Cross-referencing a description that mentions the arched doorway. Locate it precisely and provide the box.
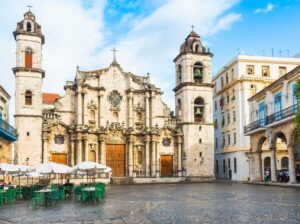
[281,157,289,169]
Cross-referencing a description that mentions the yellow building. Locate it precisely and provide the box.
[0,85,17,163]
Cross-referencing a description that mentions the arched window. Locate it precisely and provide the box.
[25,48,33,69]
[178,65,182,82]
[194,97,204,122]
[26,22,32,32]
[136,112,142,122]
[193,62,203,83]
[25,90,32,105]
[193,43,199,52]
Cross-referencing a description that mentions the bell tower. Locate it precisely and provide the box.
[13,10,45,165]
[173,30,215,179]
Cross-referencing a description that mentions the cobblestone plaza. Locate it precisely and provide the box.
[0,183,300,224]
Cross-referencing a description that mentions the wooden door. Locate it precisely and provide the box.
[106,144,125,177]
[160,155,173,177]
[51,153,67,165]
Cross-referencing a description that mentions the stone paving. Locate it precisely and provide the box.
[1,183,300,224]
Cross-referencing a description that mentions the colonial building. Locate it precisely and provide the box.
[13,11,214,181]
[213,55,300,181]
[245,65,300,183]
[0,85,17,163]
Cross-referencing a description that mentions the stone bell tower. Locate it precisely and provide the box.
[13,10,45,165]
[173,30,215,180]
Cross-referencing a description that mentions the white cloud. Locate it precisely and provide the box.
[96,0,241,109]
[254,3,275,14]
[0,0,241,121]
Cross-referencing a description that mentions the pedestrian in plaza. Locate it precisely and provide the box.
[265,169,270,181]
[278,170,283,182]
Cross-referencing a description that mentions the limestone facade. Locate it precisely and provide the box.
[245,65,300,183]
[213,55,300,181]
[13,11,215,180]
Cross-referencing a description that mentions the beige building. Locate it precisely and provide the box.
[245,65,300,183]
[13,11,214,182]
[0,86,17,163]
[213,55,300,181]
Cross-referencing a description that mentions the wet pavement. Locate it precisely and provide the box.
[1,182,300,224]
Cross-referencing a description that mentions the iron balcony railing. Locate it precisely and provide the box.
[244,103,299,134]
[244,119,265,134]
[0,117,18,141]
[265,103,298,125]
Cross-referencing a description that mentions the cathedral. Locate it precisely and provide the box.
[13,10,214,181]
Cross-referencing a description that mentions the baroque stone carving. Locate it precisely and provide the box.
[54,134,65,145]
[87,100,97,110]
[108,90,122,109]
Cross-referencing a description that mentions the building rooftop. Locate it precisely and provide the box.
[42,93,60,104]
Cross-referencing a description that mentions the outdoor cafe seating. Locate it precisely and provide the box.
[0,162,111,208]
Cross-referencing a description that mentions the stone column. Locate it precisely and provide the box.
[145,92,150,128]
[145,136,150,176]
[251,151,262,182]
[85,138,89,162]
[156,141,160,177]
[128,135,134,176]
[150,92,155,127]
[177,136,182,177]
[151,137,156,177]
[288,144,296,183]
[70,138,75,166]
[270,148,277,182]
[77,138,82,163]
[98,91,104,127]
[42,133,49,163]
[128,92,134,128]
[82,92,88,125]
[100,139,106,165]
[77,90,82,125]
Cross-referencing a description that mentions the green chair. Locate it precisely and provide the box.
[0,192,4,207]
[4,189,16,205]
[15,187,22,200]
[94,188,105,203]
[48,190,60,206]
[32,192,45,207]
[73,187,82,202]
[59,187,65,200]
[81,191,89,203]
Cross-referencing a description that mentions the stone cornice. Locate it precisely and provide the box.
[12,67,45,78]
[13,30,45,44]
[174,51,213,62]
[173,82,213,92]
[248,65,300,101]
[14,114,42,118]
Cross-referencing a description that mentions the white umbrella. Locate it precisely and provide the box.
[71,161,107,173]
[0,163,19,173]
[35,162,71,174]
[25,171,44,178]
[16,165,33,173]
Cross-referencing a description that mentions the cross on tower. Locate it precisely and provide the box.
[111,47,118,62]
[27,5,33,11]
[191,25,195,32]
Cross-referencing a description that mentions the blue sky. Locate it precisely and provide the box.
[0,0,300,116]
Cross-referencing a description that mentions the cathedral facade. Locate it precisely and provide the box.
[13,11,214,181]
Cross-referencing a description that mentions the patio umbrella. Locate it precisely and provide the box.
[25,171,45,185]
[0,163,19,184]
[71,161,107,182]
[34,162,72,185]
[15,165,33,186]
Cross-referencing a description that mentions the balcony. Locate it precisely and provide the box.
[244,119,266,134]
[265,104,298,125]
[0,118,17,142]
[244,104,298,134]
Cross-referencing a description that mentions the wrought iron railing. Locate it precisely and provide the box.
[244,104,299,134]
[265,104,298,125]
[0,117,17,138]
[244,119,265,133]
